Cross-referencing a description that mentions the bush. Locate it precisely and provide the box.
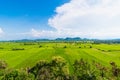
[2,69,34,80]
[110,62,120,77]
[0,60,7,70]
[12,48,24,51]
[73,59,96,80]
[0,47,4,49]
[29,56,69,80]
[90,46,92,48]
[63,46,67,48]
[39,45,42,48]
[79,47,81,48]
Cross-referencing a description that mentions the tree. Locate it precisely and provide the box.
[28,56,69,80]
[2,69,34,80]
[73,59,96,80]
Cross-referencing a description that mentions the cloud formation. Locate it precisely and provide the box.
[0,28,4,37]
[30,28,78,39]
[48,0,120,39]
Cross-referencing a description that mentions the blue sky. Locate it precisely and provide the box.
[0,0,69,40]
[1,0,120,40]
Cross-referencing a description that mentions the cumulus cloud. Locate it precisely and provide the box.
[48,0,120,39]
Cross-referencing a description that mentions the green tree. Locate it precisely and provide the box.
[29,56,69,80]
[73,59,96,80]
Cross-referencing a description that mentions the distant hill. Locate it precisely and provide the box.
[2,37,120,43]
[56,37,82,41]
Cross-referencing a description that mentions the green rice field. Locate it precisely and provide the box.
[0,42,120,72]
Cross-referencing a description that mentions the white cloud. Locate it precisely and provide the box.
[48,0,120,39]
[30,28,78,38]
[0,28,4,37]
[31,28,55,38]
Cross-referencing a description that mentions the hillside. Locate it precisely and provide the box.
[0,42,120,71]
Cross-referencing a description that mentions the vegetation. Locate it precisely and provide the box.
[0,57,120,80]
[0,42,120,79]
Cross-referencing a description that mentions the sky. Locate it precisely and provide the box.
[0,0,120,40]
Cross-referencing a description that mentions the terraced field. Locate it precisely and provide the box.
[0,42,120,73]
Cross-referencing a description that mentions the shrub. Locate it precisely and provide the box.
[90,46,92,48]
[79,47,81,48]
[0,47,4,49]
[0,60,7,70]
[39,45,42,48]
[73,59,96,80]
[12,48,24,51]
[110,62,120,77]
[63,46,67,48]
[29,56,69,80]
[2,69,34,80]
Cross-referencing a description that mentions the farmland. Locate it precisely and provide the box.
[0,42,120,79]
[0,42,120,70]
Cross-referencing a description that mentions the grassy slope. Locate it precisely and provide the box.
[0,42,120,72]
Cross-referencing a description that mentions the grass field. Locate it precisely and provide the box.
[0,42,120,73]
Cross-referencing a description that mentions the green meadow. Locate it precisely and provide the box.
[0,42,120,72]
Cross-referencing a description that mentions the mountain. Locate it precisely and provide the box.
[2,37,120,43]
